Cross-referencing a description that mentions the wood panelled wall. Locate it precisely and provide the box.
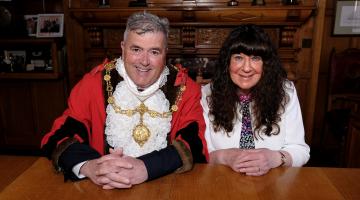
[62,0,326,146]
[312,0,360,148]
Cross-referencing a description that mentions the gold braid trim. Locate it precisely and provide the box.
[172,140,193,173]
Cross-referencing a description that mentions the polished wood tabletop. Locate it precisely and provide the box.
[1,157,360,200]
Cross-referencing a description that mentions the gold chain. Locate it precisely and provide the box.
[104,61,186,147]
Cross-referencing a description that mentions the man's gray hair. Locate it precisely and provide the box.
[124,12,169,45]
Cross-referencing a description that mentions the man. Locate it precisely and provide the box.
[41,12,208,189]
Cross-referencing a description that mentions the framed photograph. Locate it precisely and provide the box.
[24,15,38,36]
[333,1,360,35]
[4,50,26,72]
[36,13,64,37]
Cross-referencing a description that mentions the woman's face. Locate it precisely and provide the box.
[229,53,263,94]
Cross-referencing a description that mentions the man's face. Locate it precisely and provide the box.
[121,30,167,89]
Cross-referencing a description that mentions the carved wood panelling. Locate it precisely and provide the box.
[83,24,299,80]
[182,26,196,47]
[168,28,182,46]
[196,28,231,47]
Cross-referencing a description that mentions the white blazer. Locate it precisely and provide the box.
[201,82,310,167]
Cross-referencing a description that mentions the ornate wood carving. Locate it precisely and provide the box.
[168,28,182,46]
[197,28,231,47]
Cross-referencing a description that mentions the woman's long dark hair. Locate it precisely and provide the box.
[209,24,288,138]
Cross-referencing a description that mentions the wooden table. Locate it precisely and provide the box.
[1,157,360,200]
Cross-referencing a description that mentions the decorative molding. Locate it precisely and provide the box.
[197,28,231,47]
[68,6,316,26]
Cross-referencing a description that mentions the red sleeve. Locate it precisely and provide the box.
[41,64,105,149]
[170,70,209,162]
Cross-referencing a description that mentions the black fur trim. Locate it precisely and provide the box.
[160,65,179,108]
[42,117,89,159]
[176,122,207,163]
[172,140,193,173]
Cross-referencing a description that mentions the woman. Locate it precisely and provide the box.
[201,24,310,176]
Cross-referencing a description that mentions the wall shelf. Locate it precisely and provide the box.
[0,38,64,79]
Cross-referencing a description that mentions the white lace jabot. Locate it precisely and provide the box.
[105,58,171,157]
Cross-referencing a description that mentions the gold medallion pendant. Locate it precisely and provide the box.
[132,123,150,147]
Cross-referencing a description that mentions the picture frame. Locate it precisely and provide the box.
[333,1,360,36]
[4,50,26,72]
[36,13,64,37]
[24,15,38,36]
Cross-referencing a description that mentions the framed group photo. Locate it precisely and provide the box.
[333,1,360,35]
[36,14,64,37]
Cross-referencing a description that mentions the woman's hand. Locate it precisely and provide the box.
[209,148,287,176]
[235,148,282,176]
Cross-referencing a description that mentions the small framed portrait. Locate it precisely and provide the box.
[333,1,360,36]
[24,15,38,36]
[36,13,64,37]
[4,50,26,72]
